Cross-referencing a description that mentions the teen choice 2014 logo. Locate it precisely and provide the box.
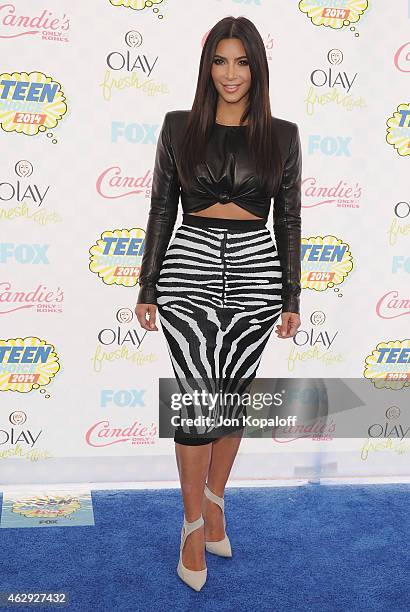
[386,103,410,157]
[364,339,410,389]
[299,0,368,29]
[89,227,145,287]
[0,337,60,393]
[301,235,353,291]
[0,71,67,137]
[12,495,81,518]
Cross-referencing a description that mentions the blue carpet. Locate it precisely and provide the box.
[1,484,409,612]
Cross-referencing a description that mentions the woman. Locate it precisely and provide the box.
[135,16,302,591]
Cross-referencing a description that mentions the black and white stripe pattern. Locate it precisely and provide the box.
[155,218,283,441]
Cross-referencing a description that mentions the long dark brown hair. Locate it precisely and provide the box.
[177,16,283,197]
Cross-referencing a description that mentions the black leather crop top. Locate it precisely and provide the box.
[137,110,302,314]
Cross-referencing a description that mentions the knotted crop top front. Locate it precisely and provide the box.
[180,120,271,219]
[137,109,302,313]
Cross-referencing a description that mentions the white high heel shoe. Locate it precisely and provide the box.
[177,514,207,591]
[204,483,232,558]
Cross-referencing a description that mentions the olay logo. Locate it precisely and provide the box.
[310,49,357,93]
[0,160,50,206]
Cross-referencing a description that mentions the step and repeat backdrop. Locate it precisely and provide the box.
[1,0,409,484]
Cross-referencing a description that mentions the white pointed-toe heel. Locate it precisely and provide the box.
[204,483,232,558]
[176,514,207,591]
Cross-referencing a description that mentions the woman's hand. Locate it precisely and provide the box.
[275,312,300,339]
[135,303,159,331]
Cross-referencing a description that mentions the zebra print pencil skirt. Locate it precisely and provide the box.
[155,212,283,445]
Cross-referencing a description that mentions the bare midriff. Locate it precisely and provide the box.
[187,202,264,220]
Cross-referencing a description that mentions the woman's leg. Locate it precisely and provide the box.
[202,429,244,541]
[175,430,243,566]
[175,441,212,571]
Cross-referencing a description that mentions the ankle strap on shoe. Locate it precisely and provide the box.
[183,515,204,536]
[205,483,225,512]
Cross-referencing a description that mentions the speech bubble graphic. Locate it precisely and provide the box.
[0,336,60,393]
[386,103,410,156]
[364,339,410,389]
[109,0,163,15]
[0,71,67,136]
[89,227,145,287]
[302,235,353,291]
[299,0,368,29]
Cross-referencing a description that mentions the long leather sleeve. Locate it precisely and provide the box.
[273,122,302,314]
[137,112,180,304]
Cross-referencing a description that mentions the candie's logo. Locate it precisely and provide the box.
[0,5,70,42]
[299,0,368,29]
[364,339,410,389]
[302,177,362,208]
[302,235,353,291]
[0,337,60,393]
[386,104,410,156]
[0,71,67,137]
[89,228,145,287]
[85,419,157,446]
